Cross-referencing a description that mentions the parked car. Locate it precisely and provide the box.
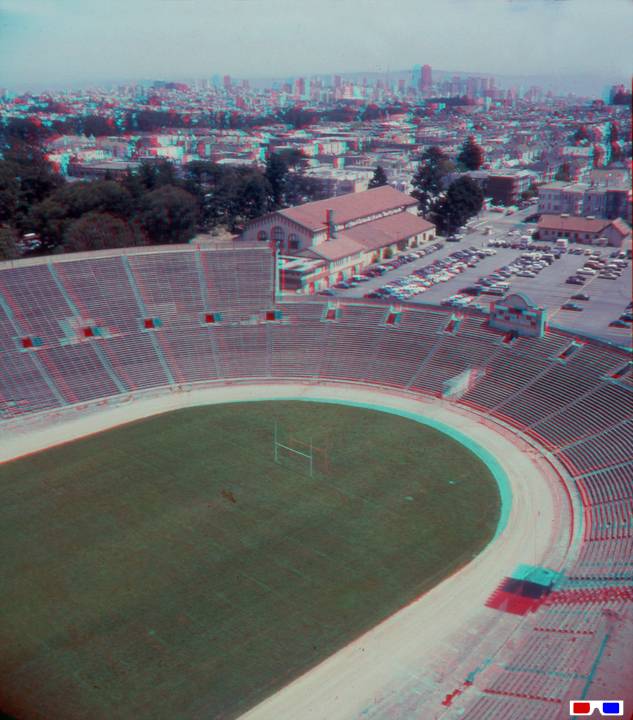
[571,293,590,301]
[562,302,583,311]
[566,276,585,285]
[609,320,629,328]
[318,288,336,296]
[334,281,351,289]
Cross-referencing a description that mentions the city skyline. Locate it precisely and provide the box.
[0,0,632,93]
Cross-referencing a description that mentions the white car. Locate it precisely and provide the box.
[577,268,597,276]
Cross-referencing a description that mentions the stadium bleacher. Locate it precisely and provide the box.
[0,245,631,718]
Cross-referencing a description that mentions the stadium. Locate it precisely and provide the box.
[0,242,631,720]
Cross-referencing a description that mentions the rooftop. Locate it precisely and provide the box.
[278,185,417,232]
[538,214,631,235]
[343,212,434,252]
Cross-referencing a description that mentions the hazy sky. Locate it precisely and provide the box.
[0,0,631,89]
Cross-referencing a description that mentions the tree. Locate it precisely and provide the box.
[520,185,538,202]
[137,160,178,191]
[264,153,289,210]
[0,148,63,231]
[0,162,20,225]
[368,165,388,189]
[28,197,71,252]
[555,162,572,182]
[432,176,483,235]
[235,172,271,228]
[56,180,133,219]
[63,212,135,253]
[0,227,20,260]
[411,146,454,216]
[140,185,198,244]
[277,148,308,171]
[456,135,484,171]
[81,115,116,137]
[571,125,592,145]
[284,172,324,206]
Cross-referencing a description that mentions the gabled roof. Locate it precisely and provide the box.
[538,214,611,233]
[611,218,632,237]
[298,236,365,262]
[344,212,435,251]
[278,186,417,231]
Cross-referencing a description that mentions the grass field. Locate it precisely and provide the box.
[0,401,500,720]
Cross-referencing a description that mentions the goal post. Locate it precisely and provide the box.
[273,422,330,478]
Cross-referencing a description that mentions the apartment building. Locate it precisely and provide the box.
[538,182,632,223]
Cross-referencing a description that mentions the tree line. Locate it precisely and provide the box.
[0,117,482,260]
[0,120,346,259]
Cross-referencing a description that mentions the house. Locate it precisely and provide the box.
[537,214,631,247]
[241,186,435,292]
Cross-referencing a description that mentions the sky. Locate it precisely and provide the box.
[0,0,631,91]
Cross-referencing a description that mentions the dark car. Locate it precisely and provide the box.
[334,281,351,289]
[461,286,484,296]
[561,302,583,311]
[571,293,590,301]
[609,319,629,328]
[566,276,585,285]
[619,313,633,323]
[318,288,336,296]
[365,291,383,299]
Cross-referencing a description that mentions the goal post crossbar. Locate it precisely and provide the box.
[273,422,324,478]
[275,442,312,460]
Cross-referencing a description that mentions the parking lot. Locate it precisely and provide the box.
[316,206,632,348]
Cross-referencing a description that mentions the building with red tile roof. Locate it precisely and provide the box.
[241,186,435,293]
[537,213,631,246]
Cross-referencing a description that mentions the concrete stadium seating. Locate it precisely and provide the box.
[0,245,631,718]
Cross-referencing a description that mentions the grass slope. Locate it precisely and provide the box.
[0,401,499,720]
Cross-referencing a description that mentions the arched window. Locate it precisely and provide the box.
[257,230,268,242]
[272,226,285,244]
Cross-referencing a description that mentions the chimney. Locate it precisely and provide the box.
[326,209,337,240]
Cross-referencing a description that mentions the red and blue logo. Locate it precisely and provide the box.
[570,700,624,716]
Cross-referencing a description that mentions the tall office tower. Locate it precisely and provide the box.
[412,64,422,92]
[223,75,232,90]
[422,64,432,92]
[294,77,306,97]
[333,75,342,89]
